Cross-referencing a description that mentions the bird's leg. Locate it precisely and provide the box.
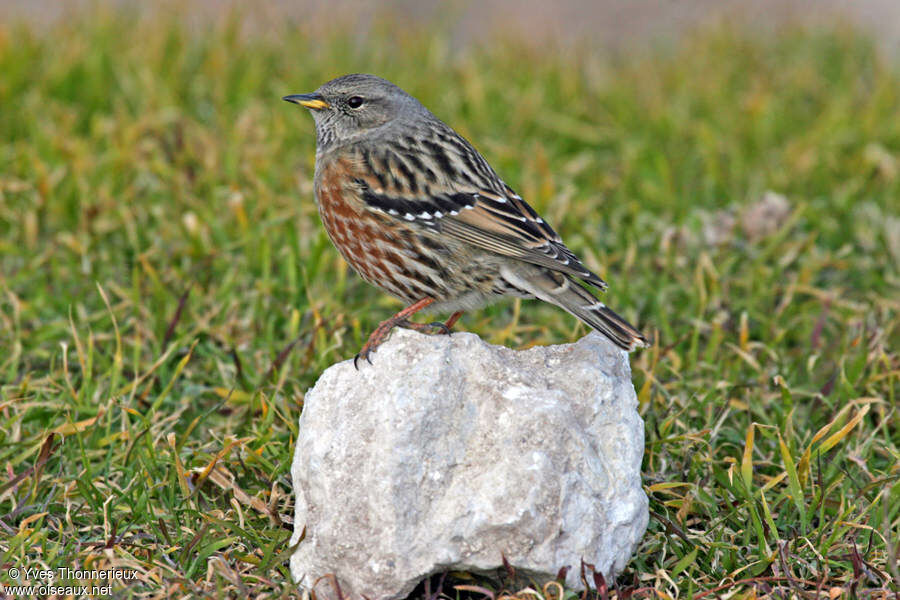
[355,297,435,369]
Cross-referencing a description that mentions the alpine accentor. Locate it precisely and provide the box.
[284,74,646,366]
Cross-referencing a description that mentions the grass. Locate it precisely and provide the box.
[1,7,898,598]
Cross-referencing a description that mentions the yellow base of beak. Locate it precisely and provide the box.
[299,99,329,110]
[283,94,330,110]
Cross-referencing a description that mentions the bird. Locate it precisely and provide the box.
[283,74,647,367]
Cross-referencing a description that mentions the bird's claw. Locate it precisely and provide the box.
[427,321,451,335]
[353,349,374,370]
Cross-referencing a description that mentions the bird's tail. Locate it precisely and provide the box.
[503,267,647,351]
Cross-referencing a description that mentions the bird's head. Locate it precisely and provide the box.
[284,73,427,152]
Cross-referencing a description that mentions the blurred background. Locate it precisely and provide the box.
[3,0,900,51]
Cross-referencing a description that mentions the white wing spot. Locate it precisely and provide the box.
[388,209,399,216]
[404,213,416,221]
[418,211,433,219]
[433,211,443,218]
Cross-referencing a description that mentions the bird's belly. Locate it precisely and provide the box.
[317,185,407,296]
[315,159,520,310]
[315,179,475,304]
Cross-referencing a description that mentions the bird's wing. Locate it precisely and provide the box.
[439,188,608,290]
[353,157,608,290]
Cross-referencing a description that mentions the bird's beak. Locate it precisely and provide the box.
[283,93,330,110]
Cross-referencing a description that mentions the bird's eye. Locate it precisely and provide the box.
[347,96,364,109]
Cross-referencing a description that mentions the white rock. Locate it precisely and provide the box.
[289,329,648,600]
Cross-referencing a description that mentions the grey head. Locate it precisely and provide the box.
[283,74,431,153]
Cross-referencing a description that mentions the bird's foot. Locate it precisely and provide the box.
[398,310,464,337]
[398,319,451,335]
[353,298,438,369]
[353,318,398,369]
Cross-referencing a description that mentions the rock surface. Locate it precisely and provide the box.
[289,329,648,600]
